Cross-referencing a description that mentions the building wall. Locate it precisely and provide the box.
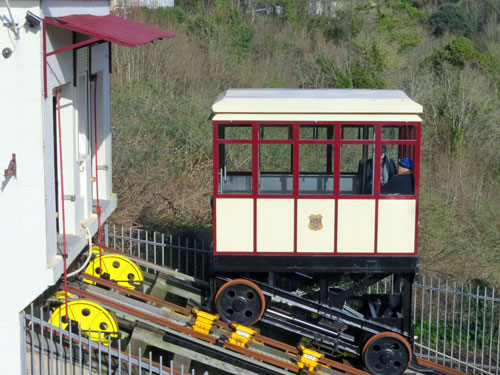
[0,1,52,372]
[0,1,114,372]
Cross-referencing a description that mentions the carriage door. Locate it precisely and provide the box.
[76,47,93,221]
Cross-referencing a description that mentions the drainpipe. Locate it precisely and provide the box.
[4,0,20,39]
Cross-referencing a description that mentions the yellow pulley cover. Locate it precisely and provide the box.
[49,300,119,345]
[83,250,143,290]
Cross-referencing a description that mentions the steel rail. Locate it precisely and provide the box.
[80,272,191,316]
[77,275,375,374]
[415,357,467,375]
[65,284,304,374]
[64,279,383,375]
[69,255,469,375]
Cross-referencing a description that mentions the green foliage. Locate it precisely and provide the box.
[391,32,421,52]
[376,9,398,32]
[433,37,478,68]
[322,7,363,41]
[314,42,386,89]
[186,8,254,61]
[386,0,424,19]
[429,4,465,36]
[141,6,187,24]
[110,0,500,285]
[281,0,305,26]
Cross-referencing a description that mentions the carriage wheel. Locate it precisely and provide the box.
[362,332,412,375]
[215,279,266,325]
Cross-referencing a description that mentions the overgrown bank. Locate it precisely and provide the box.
[110,0,500,286]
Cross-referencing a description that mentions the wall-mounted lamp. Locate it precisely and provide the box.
[25,11,42,28]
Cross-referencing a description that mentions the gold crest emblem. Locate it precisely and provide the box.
[308,214,323,231]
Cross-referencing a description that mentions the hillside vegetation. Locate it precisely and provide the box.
[110,0,500,286]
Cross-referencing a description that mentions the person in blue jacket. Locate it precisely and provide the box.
[381,157,414,195]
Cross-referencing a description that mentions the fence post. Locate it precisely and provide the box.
[19,311,27,375]
[105,224,109,247]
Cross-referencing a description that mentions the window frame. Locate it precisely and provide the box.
[213,121,420,199]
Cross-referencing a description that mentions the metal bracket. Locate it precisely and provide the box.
[4,153,16,178]
[97,165,109,170]
[63,195,75,202]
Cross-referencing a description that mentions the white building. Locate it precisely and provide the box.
[0,0,173,371]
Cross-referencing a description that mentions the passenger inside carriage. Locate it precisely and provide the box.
[381,156,414,195]
[358,144,397,194]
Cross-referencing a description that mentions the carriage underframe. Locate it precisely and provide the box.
[212,255,418,374]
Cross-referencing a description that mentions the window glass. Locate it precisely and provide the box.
[259,124,293,140]
[381,144,416,195]
[259,144,292,194]
[299,144,333,194]
[340,144,374,195]
[218,124,252,140]
[382,125,416,140]
[341,125,374,140]
[218,144,252,194]
[299,125,334,140]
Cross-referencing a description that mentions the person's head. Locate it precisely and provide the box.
[398,156,413,174]
[380,145,387,162]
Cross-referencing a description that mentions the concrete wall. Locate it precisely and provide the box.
[0,0,115,372]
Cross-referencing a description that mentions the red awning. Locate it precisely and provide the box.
[45,14,175,47]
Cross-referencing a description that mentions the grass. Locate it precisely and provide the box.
[109,1,500,286]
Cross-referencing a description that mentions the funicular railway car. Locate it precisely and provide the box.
[211,89,423,375]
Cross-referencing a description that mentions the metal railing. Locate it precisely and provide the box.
[22,305,203,375]
[103,224,500,374]
[104,224,212,281]
[413,277,499,375]
[24,224,499,374]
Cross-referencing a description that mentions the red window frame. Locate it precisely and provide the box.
[212,121,421,256]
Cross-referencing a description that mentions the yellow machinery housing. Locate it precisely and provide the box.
[83,246,144,290]
[49,299,119,345]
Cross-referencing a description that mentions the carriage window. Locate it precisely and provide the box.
[218,124,252,140]
[341,125,374,140]
[340,144,374,195]
[259,124,293,140]
[300,125,334,140]
[299,144,334,194]
[218,144,252,194]
[381,144,416,195]
[382,125,416,140]
[259,144,293,194]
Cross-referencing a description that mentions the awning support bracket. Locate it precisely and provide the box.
[43,19,103,98]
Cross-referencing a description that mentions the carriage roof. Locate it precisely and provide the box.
[212,89,423,122]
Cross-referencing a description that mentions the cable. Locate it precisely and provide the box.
[56,89,69,319]
[92,73,103,275]
[67,223,93,278]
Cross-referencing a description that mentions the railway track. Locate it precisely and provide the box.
[48,246,465,375]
